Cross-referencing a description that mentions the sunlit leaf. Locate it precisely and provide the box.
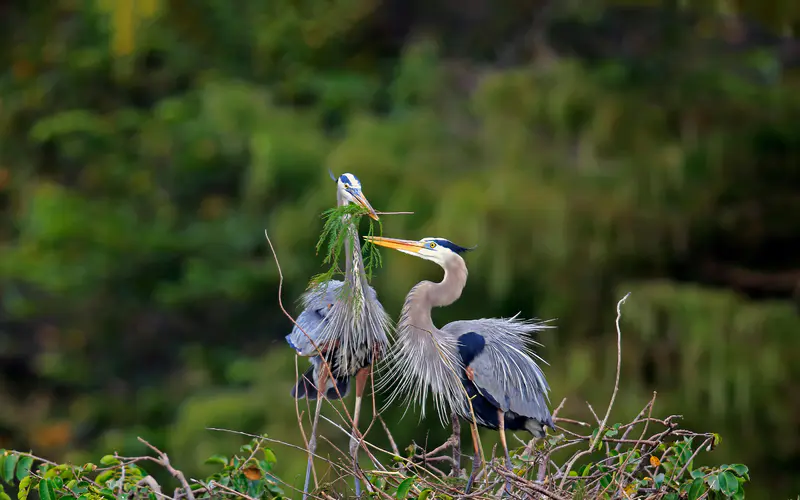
[99,455,120,466]
[262,449,277,464]
[205,455,228,466]
[17,476,32,500]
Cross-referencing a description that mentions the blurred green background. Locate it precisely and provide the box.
[0,0,799,498]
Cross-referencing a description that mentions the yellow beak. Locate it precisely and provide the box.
[362,236,423,253]
[352,191,379,221]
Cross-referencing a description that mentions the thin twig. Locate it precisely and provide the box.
[136,437,196,500]
[589,292,630,451]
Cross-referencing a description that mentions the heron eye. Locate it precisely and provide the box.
[428,242,437,249]
[344,183,351,189]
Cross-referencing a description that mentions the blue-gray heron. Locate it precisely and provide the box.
[285,172,392,498]
[366,235,554,493]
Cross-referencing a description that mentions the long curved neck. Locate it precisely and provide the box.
[399,256,468,337]
[337,190,368,289]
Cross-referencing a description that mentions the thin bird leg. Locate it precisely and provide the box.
[498,410,512,495]
[450,412,461,477]
[303,366,329,500]
[350,368,370,498]
[464,419,482,494]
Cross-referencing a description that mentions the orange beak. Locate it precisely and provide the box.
[362,236,424,253]
[351,191,379,221]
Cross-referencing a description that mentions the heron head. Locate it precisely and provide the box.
[331,171,379,221]
[363,236,475,266]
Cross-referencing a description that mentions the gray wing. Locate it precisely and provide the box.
[286,280,383,357]
[442,315,553,360]
[443,316,554,424]
[285,280,346,356]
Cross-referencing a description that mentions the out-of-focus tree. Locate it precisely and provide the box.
[0,1,798,498]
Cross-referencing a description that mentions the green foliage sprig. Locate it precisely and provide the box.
[0,436,286,500]
[308,203,384,291]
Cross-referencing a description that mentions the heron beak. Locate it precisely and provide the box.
[363,236,423,253]
[350,189,379,221]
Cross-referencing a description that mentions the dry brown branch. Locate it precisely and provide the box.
[136,437,196,500]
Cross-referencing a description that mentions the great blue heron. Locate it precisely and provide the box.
[366,235,554,493]
[285,172,392,499]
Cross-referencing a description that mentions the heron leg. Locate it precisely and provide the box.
[350,368,369,498]
[465,422,482,494]
[498,410,512,495]
[450,412,461,477]
[303,368,329,500]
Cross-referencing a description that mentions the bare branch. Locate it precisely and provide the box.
[136,437,196,500]
[589,292,630,451]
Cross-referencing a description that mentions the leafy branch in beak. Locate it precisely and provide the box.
[308,203,384,290]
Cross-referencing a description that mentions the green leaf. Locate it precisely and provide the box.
[15,457,33,481]
[96,470,116,484]
[706,474,720,491]
[691,469,706,479]
[653,473,665,487]
[712,433,722,446]
[579,464,591,477]
[17,476,32,500]
[2,454,19,483]
[688,478,706,500]
[664,494,678,500]
[0,491,11,500]
[262,449,277,464]
[396,476,415,498]
[719,471,738,496]
[417,488,433,500]
[38,479,56,500]
[99,455,120,466]
[98,488,116,500]
[205,455,228,466]
[728,464,749,477]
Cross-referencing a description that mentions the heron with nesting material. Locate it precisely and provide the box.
[285,172,392,499]
[366,234,554,493]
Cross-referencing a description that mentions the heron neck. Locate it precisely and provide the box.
[400,256,468,337]
[337,191,368,289]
